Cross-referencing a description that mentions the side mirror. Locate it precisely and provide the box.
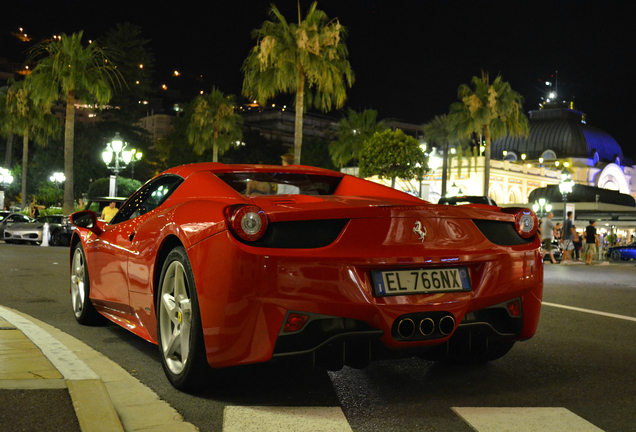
[70,210,103,235]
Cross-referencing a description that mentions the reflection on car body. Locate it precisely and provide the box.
[69,163,543,390]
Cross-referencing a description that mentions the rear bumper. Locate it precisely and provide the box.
[189,231,543,369]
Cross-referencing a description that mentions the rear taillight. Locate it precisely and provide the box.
[503,208,538,238]
[226,205,268,241]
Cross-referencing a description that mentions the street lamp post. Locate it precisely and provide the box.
[532,198,552,218]
[427,147,443,199]
[559,164,574,226]
[49,172,65,207]
[0,168,14,210]
[102,132,135,197]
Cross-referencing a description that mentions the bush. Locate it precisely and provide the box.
[87,177,143,198]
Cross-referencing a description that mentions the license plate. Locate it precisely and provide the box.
[371,267,472,296]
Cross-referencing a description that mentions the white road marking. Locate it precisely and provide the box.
[0,306,99,380]
[223,406,353,432]
[453,407,604,432]
[542,302,636,322]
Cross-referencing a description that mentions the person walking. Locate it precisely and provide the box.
[572,226,582,260]
[542,211,557,264]
[583,220,600,265]
[561,211,576,263]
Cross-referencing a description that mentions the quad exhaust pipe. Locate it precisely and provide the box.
[395,314,456,340]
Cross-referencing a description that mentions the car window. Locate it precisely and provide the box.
[7,214,28,222]
[110,175,183,224]
[216,172,342,196]
[35,216,63,224]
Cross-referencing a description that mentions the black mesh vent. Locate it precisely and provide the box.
[472,219,535,246]
[237,219,349,248]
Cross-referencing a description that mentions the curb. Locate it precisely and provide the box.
[0,306,198,432]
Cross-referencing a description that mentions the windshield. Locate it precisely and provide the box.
[216,172,342,196]
[35,216,64,224]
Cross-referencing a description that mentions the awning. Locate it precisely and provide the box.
[528,184,635,207]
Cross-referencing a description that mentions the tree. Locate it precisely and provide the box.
[101,23,155,123]
[186,88,243,163]
[422,115,451,197]
[26,31,121,214]
[2,80,60,210]
[449,72,529,196]
[359,129,427,188]
[0,86,16,169]
[301,136,336,170]
[329,108,386,168]
[223,129,286,165]
[242,2,354,165]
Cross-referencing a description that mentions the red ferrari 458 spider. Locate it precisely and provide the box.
[69,163,542,390]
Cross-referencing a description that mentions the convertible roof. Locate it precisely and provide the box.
[163,163,344,178]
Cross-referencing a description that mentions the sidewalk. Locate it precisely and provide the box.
[0,306,198,432]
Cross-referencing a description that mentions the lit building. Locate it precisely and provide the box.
[367,104,636,243]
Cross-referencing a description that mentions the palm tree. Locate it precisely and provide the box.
[242,2,354,165]
[0,86,15,169]
[2,80,60,210]
[422,115,452,197]
[26,31,120,214]
[186,88,243,163]
[449,72,529,196]
[329,108,386,168]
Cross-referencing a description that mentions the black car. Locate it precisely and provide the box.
[83,197,128,219]
[438,195,497,206]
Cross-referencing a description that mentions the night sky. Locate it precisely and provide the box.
[2,1,634,155]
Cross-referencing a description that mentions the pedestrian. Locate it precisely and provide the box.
[280,153,294,166]
[101,201,119,223]
[277,153,299,194]
[541,211,557,264]
[561,211,575,263]
[572,226,582,260]
[30,203,40,218]
[583,220,600,265]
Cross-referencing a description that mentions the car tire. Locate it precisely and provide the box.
[50,230,62,246]
[70,243,104,325]
[156,246,210,391]
[610,250,622,261]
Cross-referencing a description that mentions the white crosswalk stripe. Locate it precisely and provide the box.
[222,406,353,432]
[452,407,604,432]
[223,406,605,431]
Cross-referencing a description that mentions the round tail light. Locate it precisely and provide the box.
[504,208,538,238]
[227,205,268,241]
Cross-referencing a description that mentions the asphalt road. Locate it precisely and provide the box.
[1,242,635,431]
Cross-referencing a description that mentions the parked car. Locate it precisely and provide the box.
[4,214,73,246]
[607,242,636,261]
[0,211,33,239]
[82,196,127,219]
[69,163,542,390]
[438,195,497,206]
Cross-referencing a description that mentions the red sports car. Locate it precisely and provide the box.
[69,163,542,390]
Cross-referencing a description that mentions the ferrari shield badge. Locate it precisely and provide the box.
[413,221,427,242]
